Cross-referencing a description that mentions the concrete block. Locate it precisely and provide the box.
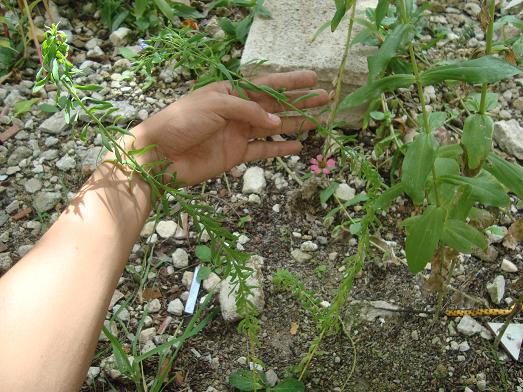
[241,0,378,128]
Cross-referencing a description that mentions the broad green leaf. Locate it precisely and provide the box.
[229,370,263,391]
[171,2,205,19]
[439,172,510,207]
[320,182,339,204]
[38,103,59,113]
[437,144,463,159]
[153,0,175,21]
[340,74,415,109]
[118,47,137,60]
[195,245,212,261]
[461,114,493,170]
[111,10,130,31]
[373,183,403,210]
[430,157,460,206]
[441,219,487,253]
[405,206,445,273]
[197,266,211,280]
[426,111,447,132]
[485,153,523,200]
[420,56,521,85]
[14,98,39,115]
[401,133,438,205]
[375,0,390,27]
[331,0,352,32]
[368,24,412,80]
[135,0,147,17]
[446,185,474,221]
[273,378,305,392]
[463,92,498,113]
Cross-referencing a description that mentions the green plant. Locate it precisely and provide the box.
[229,369,304,392]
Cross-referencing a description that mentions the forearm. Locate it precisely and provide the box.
[0,162,151,391]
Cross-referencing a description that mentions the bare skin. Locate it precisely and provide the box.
[0,71,328,392]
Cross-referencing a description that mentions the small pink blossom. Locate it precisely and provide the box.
[310,154,336,175]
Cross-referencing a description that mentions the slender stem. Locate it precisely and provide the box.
[494,294,523,350]
[479,0,495,114]
[22,0,42,65]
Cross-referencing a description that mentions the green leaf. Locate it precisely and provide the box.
[461,114,493,170]
[153,0,175,20]
[373,183,403,210]
[426,111,447,132]
[197,266,211,280]
[75,84,104,91]
[404,206,445,273]
[440,172,510,207]
[441,219,487,253]
[420,56,521,85]
[171,2,205,19]
[464,92,498,113]
[14,98,39,115]
[38,103,59,113]
[229,370,263,391]
[485,153,523,200]
[437,144,463,159]
[331,0,352,32]
[112,10,130,31]
[135,0,147,17]
[375,0,390,27]
[273,378,305,392]
[195,245,212,262]
[119,47,138,60]
[446,185,474,221]
[320,182,339,204]
[340,74,415,109]
[401,133,438,205]
[368,24,412,80]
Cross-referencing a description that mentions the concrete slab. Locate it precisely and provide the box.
[241,0,378,128]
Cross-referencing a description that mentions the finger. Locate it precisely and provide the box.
[213,93,281,129]
[251,70,319,90]
[261,89,330,113]
[244,140,303,162]
[250,116,317,138]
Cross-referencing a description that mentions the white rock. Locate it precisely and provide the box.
[335,183,356,201]
[494,120,523,159]
[203,272,222,292]
[485,225,508,244]
[39,111,68,134]
[458,341,470,352]
[140,221,155,237]
[80,146,102,173]
[139,327,156,344]
[486,275,505,304]
[145,298,161,313]
[501,258,518,273]
[272,204,281,213]
[457,316,483,336]
[242,167,266,194]
[172,248,189,268]
[156,220,177,238]
[167,298,184,316]
[33,191,61,212]
[182,271,193,289]
[56,155,76,171]
[219,255,265,322]
[291,249,312,262]
[110,27,132,47]
[24,178,42,194]
[300,240,318,252]
[0,252,13,272]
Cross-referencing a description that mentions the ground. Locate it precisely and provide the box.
[1,0,523,391]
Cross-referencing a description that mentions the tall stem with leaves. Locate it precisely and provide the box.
[479,0,496,115]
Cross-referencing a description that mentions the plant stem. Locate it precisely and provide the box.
[479,0,495,114]
[493,294,523,350]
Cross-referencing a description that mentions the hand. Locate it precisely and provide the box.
[133,70,329,186]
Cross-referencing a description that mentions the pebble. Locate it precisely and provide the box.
[167,298,184,316]
[458,341,470,352]
[291,249,312,262]
[24,178,42,194]
[242,167,266,194]
[110,27,132,46]
[156,220,177,239]
[486,275,505,304]
[182,271,193,289]
[334,183,356,201]
[17,245,33,257]
[39,111,68,134]
[300,240,318,252]
[265,369,279,387]
[33,191,61,212]
[113,304,130,321]
[139,327,156,344]
[485,225,508,244]
[203,272,222,292]
[272,204,281,212]
[140,221,155,237]
[0,252,13,272]
[172,248,189,268]
[494,120,523,160]
[457,316,483,336]
[500,258,518,273]
[7,146,32,166]
[145,298,161,313]
[56,155,76,171]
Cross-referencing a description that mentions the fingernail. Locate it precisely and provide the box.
[268,113,281,125]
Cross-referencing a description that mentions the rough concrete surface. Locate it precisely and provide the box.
[241,0,378,127]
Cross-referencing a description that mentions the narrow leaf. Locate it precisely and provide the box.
[485,153,523,200]
[440,172,510,207]
[368,24,412,80]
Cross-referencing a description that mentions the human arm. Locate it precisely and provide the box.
[0,71,328,391]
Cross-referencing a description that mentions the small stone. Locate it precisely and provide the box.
[242,167,266,194]
[17,244,33,257]
[485,225,508,244]
[265,369,279,387]
[494,120,523,160]
[457,315,483,336]
[87,46,104,59]
[500,258,518,273]
[140,221,155,237]
[182,271,193,289]
[110,27,132,47]
[291,249,312,262]
[7,146,32,166]
[0,252,13,272]
[156,220,177,238]
[167,298,184,316]
[39,111,68,135]
[145,298,161,313]
[86,366,100,383]
[172,248,189,268]
[139,327,156,344]
[33,191,61,212]
[24,178,42,194]
[80,146,102,173]
[458,341,470,352]
[411,330,419,340]
[320,300,330,308]
[464,2,481,15]
[300,240,318,252]
[477,379,487,391]
[203,272,222,292]
[56,155,76,171]
[486,275,505,304]
[272,204,281,213]
[113,304,130,321]
[334,183,356,201]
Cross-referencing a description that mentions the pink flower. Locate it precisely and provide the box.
[310,154,336,175]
